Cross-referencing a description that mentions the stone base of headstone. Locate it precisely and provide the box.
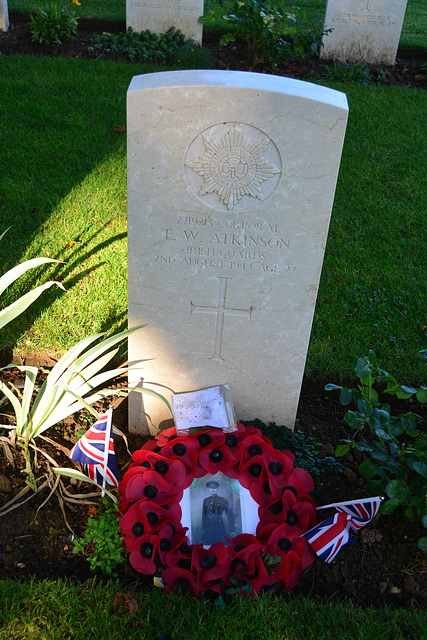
[321,0,408,65]
[126,0,204,45]
[127,70,348,435]
[0,0,9,32]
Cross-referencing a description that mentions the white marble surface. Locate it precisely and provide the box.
[321,0,408,65]
[0,0,9,32]
[126,0,203,44]
[127,70,348,434]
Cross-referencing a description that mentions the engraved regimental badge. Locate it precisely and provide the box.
[185,123,281,211]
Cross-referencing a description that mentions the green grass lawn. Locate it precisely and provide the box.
[1,577,426,640]
[0,53,425,383]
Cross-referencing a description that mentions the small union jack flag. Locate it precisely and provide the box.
[302,497,381,563]
[69,407,119,488]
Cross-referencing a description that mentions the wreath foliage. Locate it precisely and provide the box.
[118,423,317,598]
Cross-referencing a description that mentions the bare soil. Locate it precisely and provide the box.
[0,13,426,608]
[1,12,426,88]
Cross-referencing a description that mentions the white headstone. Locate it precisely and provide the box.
[0,0,9,32]
[127,70,348,434]
[321,0,408,65]
[126,0,203,45]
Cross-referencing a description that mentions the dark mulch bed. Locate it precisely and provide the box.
[1,12,427,88]
[0,368,426,609]
[0,12,426,608]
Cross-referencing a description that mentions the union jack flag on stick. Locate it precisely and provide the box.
[302,497,382,563]
[69,405,118,496]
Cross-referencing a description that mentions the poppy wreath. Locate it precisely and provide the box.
[118,422,317,598]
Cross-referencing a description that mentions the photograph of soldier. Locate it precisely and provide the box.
[201,480,236,545]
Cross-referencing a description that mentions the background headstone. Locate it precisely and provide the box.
[321,0,408,65]
[127,70,348,434]
[0,0,9,32]
[126,0,204,45]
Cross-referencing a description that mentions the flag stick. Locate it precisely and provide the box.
[101,404,114,497]
[315,496,382,511]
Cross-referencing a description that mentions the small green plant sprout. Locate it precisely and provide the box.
[326,350,427,550]
[73,497,127,576]
[321,60,374,85]
[29,3,79,45]
[88,26,201,64]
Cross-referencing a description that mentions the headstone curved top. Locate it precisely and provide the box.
[127,70,348,434]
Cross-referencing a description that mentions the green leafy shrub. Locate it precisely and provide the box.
[73,498,127,575]
[326,350,427,549]
[242,419,343,495]
[89,26,202,64]
[201,0,331,67]
[29,3,79,45]
[320,60,374,85]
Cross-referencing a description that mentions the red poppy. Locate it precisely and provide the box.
[155,522,188,564]
[238,454,268,491]
[192,542,227,590]
[197,444,234,476]
[121,468,181,505]
[162,567,199,597]
[128,533,159,574]
[158,439,198,473]
[155,426,178,448]
[239,434,275,467]
[135,450,193,490]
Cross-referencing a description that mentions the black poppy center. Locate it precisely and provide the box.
[230,558,246,572]
[178,557,192,571]
[249,463,262,477]
[160,538,172,552]
[201,554,217,569]
[132,522,144,537]
[172,443,187,456]
[154,460,169,474]
[287,511,299,525]
[179,542,191,554]
[141,461,150,469]
[174,577,191,593]
[268,461,283,475]
[248,444,262,456]
[284,485,298,496]
[225,434,238,447]
[144,485,158,499]
[146,512,159,525]
[209,449,224,462]
[270,501,284,515]
[197,433,212,447]
[140,542,154,558]
[263,481,272,495]
[278,537,292,551]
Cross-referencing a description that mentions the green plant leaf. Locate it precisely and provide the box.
[416,387,427,403]
[385,479,406,501]
[381,498,400,514]
[339,388,353,405]
[421,513,427,527]
[359,460,379,478]
[355,357,371,379]
[417,537,427,550]
[410,461,427,478]
[344,411,365,429]
[334,443,350,457]
[324,383,343,392]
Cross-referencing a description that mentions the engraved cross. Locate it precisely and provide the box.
[190,277,252,362]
